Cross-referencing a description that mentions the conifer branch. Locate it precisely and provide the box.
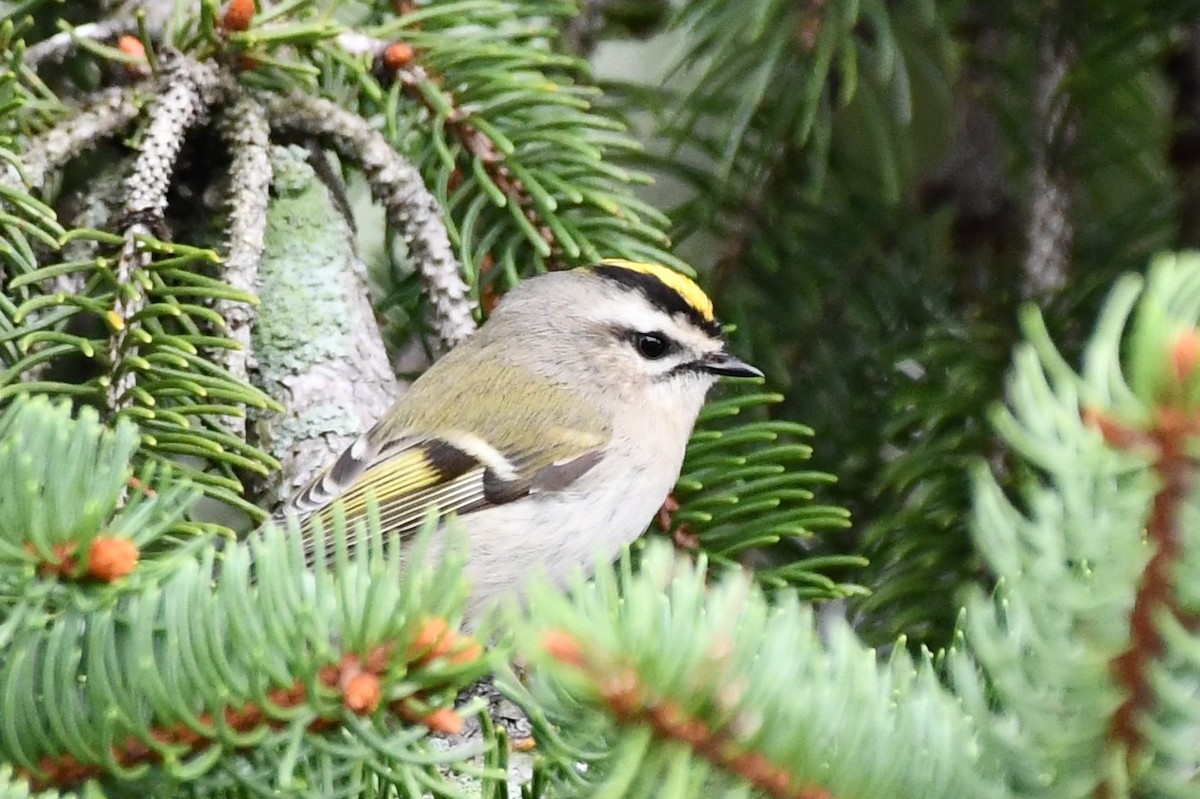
[1,399,492,795]
[337,21,561,273]
[857,4,1017,648]
[216,90,271,439]
[1022,17,1076,301]
[23,18,133,67]
[515,543,991,799]
[1082,331,1200,791]
[659,390,856,595]
[25,627,482,791]
[0,86,141,385]
[3,85,143,192]
[108,53,220,415]
[377,51,566,270]
[327,3,683,291]
[663,0,907,184]
[954,256,1200,796]
[1093,404,1196,787]
[540,629,834,799]
[0,397,193,645]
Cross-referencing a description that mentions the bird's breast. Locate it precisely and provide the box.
[455,438,686,619]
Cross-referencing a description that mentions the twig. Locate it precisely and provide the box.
[26,627,481,791]
[216,89,272,439]
[1085,403,1199,797]
[4,85,144,191]
[564,0,609,56]
[1084,331,1200,797]
[23,19,133,67]
[107,54,221,416]
[1022,20,1076,301]
[22,2,173,69]
[542,631,834,799]
[337,28,571,272]
[362,34,566,269]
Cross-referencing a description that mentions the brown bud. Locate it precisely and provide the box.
[407,616,451,661]
[541,629,585,668]
[116,35,149,77]
[223,0,255,32]
[87,537,138,581]
[117,34,145,59]
[382,42,415,70]
[449,639,483,666]
[1172,328,1200,382]
[421,707,463,734]
[343,673,382,714]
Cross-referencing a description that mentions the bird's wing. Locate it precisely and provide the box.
[276,417,608,566]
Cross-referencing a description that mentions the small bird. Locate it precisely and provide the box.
[278,259,761,622]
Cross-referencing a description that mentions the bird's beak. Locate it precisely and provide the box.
[701,351,763,379]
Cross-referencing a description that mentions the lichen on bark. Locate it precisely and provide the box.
[249,144,399,509]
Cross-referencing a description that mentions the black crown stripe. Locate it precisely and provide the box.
[591,265,723,337]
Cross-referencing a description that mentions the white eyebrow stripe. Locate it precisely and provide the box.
[587,292,724,350]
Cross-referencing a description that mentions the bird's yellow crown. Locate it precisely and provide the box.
[597,258,715,323]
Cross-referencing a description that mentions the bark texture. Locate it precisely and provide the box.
[249,145,400,509]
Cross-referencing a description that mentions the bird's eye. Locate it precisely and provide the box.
[634,332,670,360]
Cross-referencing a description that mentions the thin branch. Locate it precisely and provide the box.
[261,91,476,351]
[368,40,567,268]
[542,630,835,799]
[1084,377,1200,797]
[215,89,271,439]
[1094,415,1193,789]
[27,625,482,791]
[0,87,145,386]
[4,85,144,191]
[107,53,221,416]
[564,0,610,57]
[23,19,133,67]
[337,30,575,271]
[1022,19,1076,301]
[121,55,221,224]
[21,2,172,69]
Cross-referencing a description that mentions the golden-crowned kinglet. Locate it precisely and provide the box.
[278,259,761,621]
